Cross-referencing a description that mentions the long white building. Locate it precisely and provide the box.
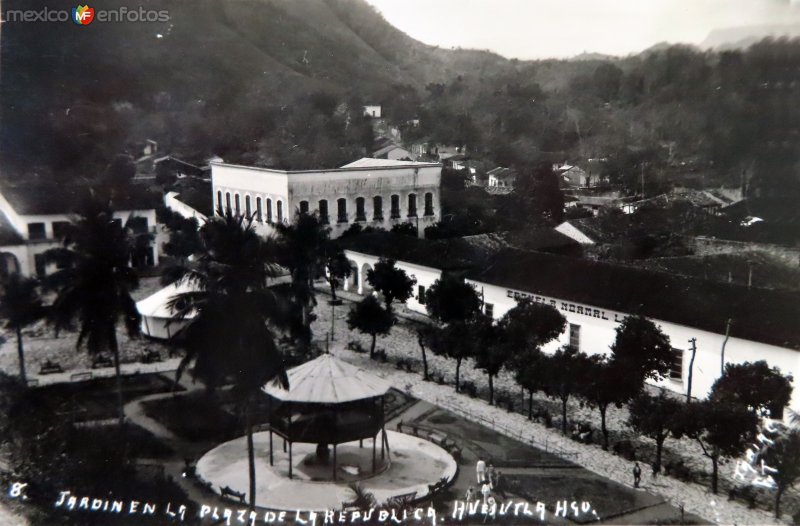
[340,234,800,419]
[211,158,442,238]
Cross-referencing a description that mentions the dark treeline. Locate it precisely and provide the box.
[1,0,798,198]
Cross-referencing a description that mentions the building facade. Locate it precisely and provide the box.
[340,245,800,419]
[0,185,159,277]
[211,158,442,238]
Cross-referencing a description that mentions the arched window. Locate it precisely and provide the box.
[319,200,329,224]
[217,191,223,215]
[337,198,347,223]
[256,197,263,222]
[390,194,400,219]
[407,193,417,217]
[234,193,241,215]
[373,196,383,220]
[299,201,310,215]
[266,198,273,223]
[225,192,232,214]
[277,201,284,222]
[424,192,434,216]
[245,195,252,217]
[355,197,366,222]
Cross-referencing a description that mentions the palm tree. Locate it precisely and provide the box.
[0,273,44,383]
[273,210,330,344]
[45,199,141,427]
[168,209,289,511]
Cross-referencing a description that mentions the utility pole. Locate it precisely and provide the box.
[720,319,732,376]
[686,338,697,403]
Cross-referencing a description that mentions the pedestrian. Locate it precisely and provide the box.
[476,458,486,484]
[487,464,496,488]
[465,486,475,502]
[480,479,491,504]
[494,471,506,498]
[633,462,642,488]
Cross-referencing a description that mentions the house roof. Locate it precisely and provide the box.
[340,232,500,271]
[559,216,628,244]
[371,144,410,158]
[136,279,197,319]
[487,167,516,181]
[0,183,158,216]
[467,249,800,350]
[0,213,23,246]
[339,158,437,169]
[262,354,390,404]
[501,229,582,253]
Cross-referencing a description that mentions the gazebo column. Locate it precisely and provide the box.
[333,444,337,481]
[269,430,273,466]
[289,442,293,479]
[372,434,377,474]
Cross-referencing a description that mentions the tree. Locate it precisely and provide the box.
[627,391,683,472]
[169,209,289,511]
[324,247,351,303]
[427,321,477,392]
[610,315,673,384]
[347,295,393,359]
[581,356,632,450]
[45,199,141,428]
[765,426,800,518]
[160,207,201,262]
[274,211,331,343]
[366,259,415,311]
[710,361,793,419]
[541,346,590,435]
[473,314,509,405]
[105,153,136,189]
[499,298,565,415]
[415,325,436,381]
[424,274,482,326]
[0,274,43,383]
[673,400,757,494]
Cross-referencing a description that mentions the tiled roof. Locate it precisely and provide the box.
[0,183,157,216]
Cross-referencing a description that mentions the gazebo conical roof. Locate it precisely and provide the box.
[263,354,391,404]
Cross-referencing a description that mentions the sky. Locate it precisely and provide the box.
[365,0,800,59]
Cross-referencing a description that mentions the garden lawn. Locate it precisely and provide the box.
[141,391,240,443]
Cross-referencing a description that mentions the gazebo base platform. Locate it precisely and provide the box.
[196,430,457,512]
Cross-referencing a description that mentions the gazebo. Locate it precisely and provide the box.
[262,354,392,480]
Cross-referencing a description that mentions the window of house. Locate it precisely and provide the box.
[128,217,149,234]
[234,194,241,215]
[299,200,309,215]
[256,197,263,222]
[407,194,417,217]
[34,254,46,276]
[245,195,251,217]
[373,196,383,220]
[569,324,581,350]
[276,201,283,222]
[424,192,434,216]
[669,348,683,382]
[27,223,46,240]
[318,199,329,224]
[52,221,71,239]
[484,303,494,318]
[417,285,426,305]
[266,198,273,223]
[217,191,223,215]
[225,192,232,214]
[355,197,366,222]
[390,195,400,219]
[337,198,347,223]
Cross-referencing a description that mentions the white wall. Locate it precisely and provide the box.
[469,280,800,418]
[164,192,207,222]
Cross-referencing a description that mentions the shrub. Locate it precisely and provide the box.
[395,358,407,370]
[461,381,478,398]
[612,440,637,461]
[374,349,388,362]
[349,340,367,354]
[664,459,694,482]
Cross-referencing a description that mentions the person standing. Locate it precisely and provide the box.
[480,479,491,504]
[465,486,475,502]
[476,458,486,484]
[494,471,506,498]
[487,464,496,488]
[633,462,642,488]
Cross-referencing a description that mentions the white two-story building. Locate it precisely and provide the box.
[0,183,159,277]
[211,158,442,239]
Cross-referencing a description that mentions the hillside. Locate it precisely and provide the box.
[0,0,517,174]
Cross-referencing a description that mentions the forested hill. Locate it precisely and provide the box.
[0,0,514,174]
[1,0,799,196]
